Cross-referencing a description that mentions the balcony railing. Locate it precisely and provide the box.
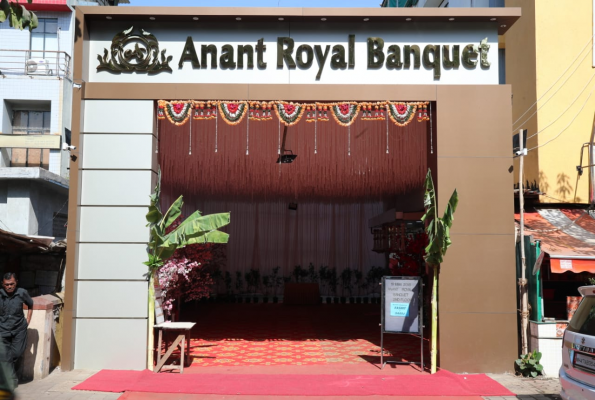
[0,50,71,78]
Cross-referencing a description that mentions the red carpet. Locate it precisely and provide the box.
[73,369,514,397]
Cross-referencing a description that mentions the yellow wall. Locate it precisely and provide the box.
[506,0,594,203]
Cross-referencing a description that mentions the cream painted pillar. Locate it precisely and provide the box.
[74,100,156,370]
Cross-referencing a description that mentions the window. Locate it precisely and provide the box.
[30,18,58,60]
[11,111,51,169]
[568,297,595,335]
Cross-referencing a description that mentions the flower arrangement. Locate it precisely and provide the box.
[156,216,225,316]
[218,101,248,125]
[158,100,193,126]
[388,232,427,277]
[330,102,361,127]
[274,102,310,126]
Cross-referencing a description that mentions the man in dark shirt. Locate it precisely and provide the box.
[0,273,33,388]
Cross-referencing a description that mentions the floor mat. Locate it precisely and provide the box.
[73,369,514,397]
[173,304,429,367]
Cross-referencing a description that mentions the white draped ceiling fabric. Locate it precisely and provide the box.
[158,102,430,278]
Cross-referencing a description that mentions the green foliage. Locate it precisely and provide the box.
[421,169,459,267]
[245,268,261,293]
[515,351,544,378]
[0,0,38,31]
[144,171,230,274]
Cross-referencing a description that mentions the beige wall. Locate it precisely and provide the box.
[506,0,594,203]
[436,85,517,373]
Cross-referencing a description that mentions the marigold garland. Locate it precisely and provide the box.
[193,101,218,120]
[158,100,193,126]
[218,101,248,126]
[315,103,330,122]
[249,101,274,121]
[156,100,431,127]
[360,102,387,121]
[330,102,361,127]
[274,102,309,127]
[304,104,317,123]
[387,101,418,127]
[417,102,430,122]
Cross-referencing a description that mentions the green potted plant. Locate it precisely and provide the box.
[354,270,363,303]
[224,271,232,303]
[515,350,544,378]
[235,271,244,303]
[329,268,338,303]
[271,266,281,303]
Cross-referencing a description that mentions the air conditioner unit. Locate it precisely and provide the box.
[26,59,52,76]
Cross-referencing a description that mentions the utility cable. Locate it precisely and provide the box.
[512,32,595,132]
[527,83,595,152]
[526,71,595,140]
[31,199,69,236]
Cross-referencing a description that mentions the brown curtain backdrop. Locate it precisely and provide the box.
[158,105,429,278]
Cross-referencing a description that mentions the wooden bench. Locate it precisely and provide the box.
[154,288,196,373]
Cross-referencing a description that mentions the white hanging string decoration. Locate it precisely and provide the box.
[215,108,218,153]
[155,104,159,154]
[348,125,351,156]
[246,112,250,155]
[314,109,318,155]
[429,102,433,155]
[189,116,192,155]
[386,107,389,154]
[278,117,281,155]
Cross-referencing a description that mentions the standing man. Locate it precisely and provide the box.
[0,273,33,388]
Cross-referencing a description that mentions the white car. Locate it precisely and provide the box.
[561,286,595,400]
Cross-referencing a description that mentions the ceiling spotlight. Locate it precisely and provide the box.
[279,17,284,21]
[500,24,507,28]
[106,16,112,20]
[448,17,455,21]
[321,18,327,21]
[490,18,497,21]
[405,18,412,21]
[149,17,155,20]
[193,17,199,20]
[363,18,369,22]
[236,17,242,21]
[277,150,297,164]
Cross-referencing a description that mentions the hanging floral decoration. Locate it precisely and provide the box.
[274,102,309,127]
[305,104,317,123]
[330,102,360,127]
[360,102,386,121]
[193,101,218,120]
[157,103,166,120]
[158,100,193,126]
[218,101,248,126]
[315,103,330,122]
[249,101,274,121]
[417,102,430,122]
[157,100,431,128]
[387,101,419,127]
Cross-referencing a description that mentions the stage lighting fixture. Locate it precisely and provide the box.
[276,150,297,164]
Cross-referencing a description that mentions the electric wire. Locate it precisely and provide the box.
[526,72,595,140]
[527,83,595,152]
[31,198,69,237]
[512,32,595,132]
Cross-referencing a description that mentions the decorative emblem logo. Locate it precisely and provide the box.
[97,26,172,74]
[582,337,586,345]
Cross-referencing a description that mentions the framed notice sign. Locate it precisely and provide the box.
[380,276,424,370]
[382,276,421,334]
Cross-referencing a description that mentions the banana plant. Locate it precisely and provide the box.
[421,169,458,374]
[0,0,38,31]
[144,171,230,368]
[144,171,230,274]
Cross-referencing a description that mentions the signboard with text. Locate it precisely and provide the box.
[382,276,420,334]
[88,21,498,85]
